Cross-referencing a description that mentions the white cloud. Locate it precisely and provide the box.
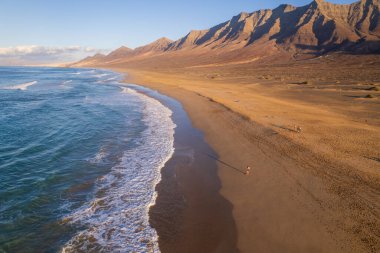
[84,47,98,53]
[0,45,77,56]
[0,45,108,66]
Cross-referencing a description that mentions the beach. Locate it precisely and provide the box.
[131,86,238,253]
[107,57,380,253]
[2,0,380,252]
[1,63,378,252]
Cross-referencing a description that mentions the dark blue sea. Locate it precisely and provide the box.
[0,67,175,252]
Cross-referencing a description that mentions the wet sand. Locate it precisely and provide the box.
[129,85,238,253]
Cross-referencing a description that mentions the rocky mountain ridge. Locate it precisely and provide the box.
[73,0,380,67]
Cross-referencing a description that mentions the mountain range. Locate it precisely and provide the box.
[72,0,380,67]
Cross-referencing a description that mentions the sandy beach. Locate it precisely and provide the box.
[104,55,380,253]
[128,85,238,253]
[3,0,380,252]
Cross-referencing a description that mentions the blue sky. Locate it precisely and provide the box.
[0,0,356,65]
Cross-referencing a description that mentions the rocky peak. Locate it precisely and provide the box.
[134,37,173,53]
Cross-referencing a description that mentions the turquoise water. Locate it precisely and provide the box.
[0,67,175,252]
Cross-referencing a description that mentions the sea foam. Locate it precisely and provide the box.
[3,81,37,90]
[62,86,176,253]
[62,80,73,84]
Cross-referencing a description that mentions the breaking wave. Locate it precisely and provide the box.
[3,81,37,90]
[61,86,176,253]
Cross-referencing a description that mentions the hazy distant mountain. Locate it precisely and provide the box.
[72,0,380,67]
[73,53,106,66]
[106,46,133,59]
[73,38,173,66]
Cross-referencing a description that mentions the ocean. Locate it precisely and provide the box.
[0,67,175,252]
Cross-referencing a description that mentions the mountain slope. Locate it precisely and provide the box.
[167,0,380,53]
[105,46,133,59]
[72,0,380,67]
[133,37,173,55]
[73,53,106,67]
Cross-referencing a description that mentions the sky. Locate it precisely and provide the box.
[0,0,356,65]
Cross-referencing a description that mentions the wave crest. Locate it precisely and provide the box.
[62,86,176,253]
[3,81,37,90]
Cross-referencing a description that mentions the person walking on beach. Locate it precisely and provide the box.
[245,166,251,175]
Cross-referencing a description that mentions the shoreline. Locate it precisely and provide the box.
[129,84,238,253]
[115,67,380,253]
